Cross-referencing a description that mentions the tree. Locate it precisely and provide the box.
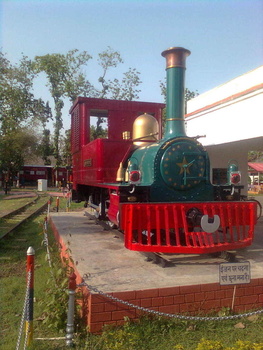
[34,47,142,148]
[60,129,72,167]
[248,151,263,162]
[0,52,51,132]
[92,47,142,138]
[90,125,108,141]
[37,129,54,165]
[33,50,92,166]
[0,52,51,180]
[0,128,39,180]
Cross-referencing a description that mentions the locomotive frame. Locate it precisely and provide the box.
[71,47,257,255]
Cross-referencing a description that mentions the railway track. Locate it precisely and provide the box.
[0,195,51,239]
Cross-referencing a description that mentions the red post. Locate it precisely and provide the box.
[56,196,59,212]
[26,246,35,346]
[68,272,77,290]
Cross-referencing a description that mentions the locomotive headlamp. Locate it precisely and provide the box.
[128,162,141,184]
[129,170,141,183]
[230,172,241,185]
[227,160,241,185]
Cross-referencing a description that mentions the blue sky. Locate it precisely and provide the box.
[1,0,262,130]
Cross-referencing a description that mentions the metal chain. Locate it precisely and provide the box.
[42,217,59,286]
[43,219,52,268]
[42,217,69,292]
[79,278,263,322]
[16,270,32,350]
[23,294,30,350]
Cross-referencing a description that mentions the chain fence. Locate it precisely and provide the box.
[42,212,263,325]
[79,278,263,322]
[42,215,58,286]
[16,270,31,350]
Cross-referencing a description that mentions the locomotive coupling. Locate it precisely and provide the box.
[200,215,220,233]
[187,207,220,233]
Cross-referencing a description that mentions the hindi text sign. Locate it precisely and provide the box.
[219,261,250,285]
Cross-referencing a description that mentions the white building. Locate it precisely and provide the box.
[186,66,263,193]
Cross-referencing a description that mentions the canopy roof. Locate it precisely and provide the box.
[248,162,263,172]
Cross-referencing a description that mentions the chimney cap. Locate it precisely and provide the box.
[161,47,191,69]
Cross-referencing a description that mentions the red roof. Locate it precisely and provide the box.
[248,162,263,172]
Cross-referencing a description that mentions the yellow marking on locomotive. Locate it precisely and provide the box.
[176,157,193,175]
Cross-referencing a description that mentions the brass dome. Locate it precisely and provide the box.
[133,113,159,146]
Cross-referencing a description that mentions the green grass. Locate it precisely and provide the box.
[51,196,85,212]
[0,213,70,350]
[1,199,263,350]
[0,196,36,215]
[85,315,263,350]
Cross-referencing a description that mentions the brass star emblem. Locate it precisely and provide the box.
[176,157,194,175]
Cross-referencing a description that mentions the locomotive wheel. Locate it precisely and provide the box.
[106,211,119,229]
[107,221,118,229]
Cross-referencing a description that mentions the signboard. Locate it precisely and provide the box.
[84,159,93,167]
[219,261,250,285]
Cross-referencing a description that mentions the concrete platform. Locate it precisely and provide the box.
[50,210,263,293]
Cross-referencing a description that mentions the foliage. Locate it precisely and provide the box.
[82,315,263,350]
[39,253,70,331]
[248,151,263,162]
[33,47,142,155]
[0,52,51,132]
[37,128,54,165]
[90,125,108,141]
[92,47,142,139]
[33,50,92,165]
[60,129,72,166]
[0,127,39,176]
[97,47,141,101]
[0,52,51,175]
[196,339,263,350]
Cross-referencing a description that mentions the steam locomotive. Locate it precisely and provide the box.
[70,47,257,255]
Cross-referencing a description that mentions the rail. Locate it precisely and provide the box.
[0,195,51,239]
[0,195,39,220]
